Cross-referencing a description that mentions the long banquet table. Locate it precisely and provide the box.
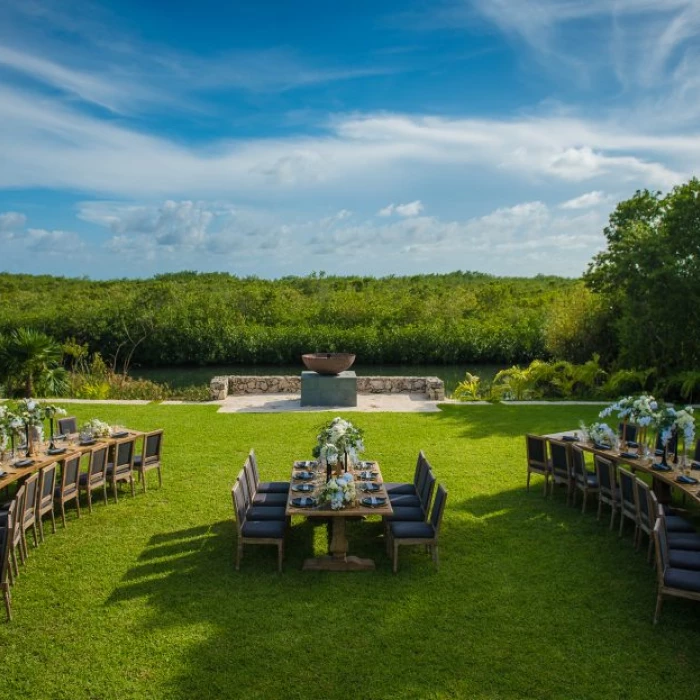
[285,458,393,571]
[0,430,143,491]
[544,430,700,505]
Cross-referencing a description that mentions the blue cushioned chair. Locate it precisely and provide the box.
[653,518,700,623]
[548,438,573,503]
[572,446,598,514]
[232,481,285,572]
[617,467,637,539]
[595,455,618,528]
[0,512,12,621]
[235,472,287,522]
[526,434,550,495]
[243,458,288,506]
[385,469,435,524]
[105,436,136,502]
[248,449,290,494]
[133,429,163,492]
[385,451,429,497]
[388,483,447,574]
[79,444,109,513]
[634,478,656,562]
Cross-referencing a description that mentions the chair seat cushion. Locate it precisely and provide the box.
[390,521,435,539]
[665,515,696,534]
[384,506,425,522]
[133,456,159,469]
[667,533,700,552]
[669,549,700,571]
[384,483,416,495]
[55,486,77,499]
[664,566,700,592]
[78,473,103,486]
[241,520,286,539]
[252,492,288,506]
[246,506,287,521]
[257,481,290,494]
[106,464,131,479]
[389,494,421,508]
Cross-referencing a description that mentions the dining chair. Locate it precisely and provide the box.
[594,455,618,529]
[133,429,164,492]
[571,446,598,513]
[1,490,23,581]
[57,416,78,436]
[635,478,654,560]
[36,463,58,542]
[548,439,573,503]
[19,472,40,557]
[235,471,287,522]
[0,512,12,621]
[106,436,136,502]
[232,481,285,573]
[526,434,549,495]
[657,507,700,571]
[79,444,109,513]
[385,469,436,523]
[248,449,290,494]
[656,504,700,552]
[243,458,288,506]
[652,519,700,624]
[384,452,427,496]
[388,483,448,574]
[389,454,432,507]
[55,451,82,527]
[617,467,638,540]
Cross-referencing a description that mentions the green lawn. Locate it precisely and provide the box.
[2,404,699,700]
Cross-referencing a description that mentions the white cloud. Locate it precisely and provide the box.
[0,211,27,232]
[559,191,611,209]
[25,227,84,254]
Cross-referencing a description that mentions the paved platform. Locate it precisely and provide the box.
[217,392,442,413]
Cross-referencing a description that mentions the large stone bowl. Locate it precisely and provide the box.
[302,352,356,375]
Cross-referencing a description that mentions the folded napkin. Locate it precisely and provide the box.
[626,441,639,448]
[358,471,377,480]
[47,447,67,456]
[13,458,34,467]
[594,443,611,451]
[562,435,578,442]
[691,461,700,471]
[620,452,639,459]
[291,497,316,508]
[294,460,317,468]
[292,483,314,492]
[676,475,699,485]
[110,430,129,438]
[362,483,381,492]
[293,471,314,480]
[361,496,386,507]
[653,464,672,472]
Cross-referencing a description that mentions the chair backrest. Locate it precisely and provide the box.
[142,430,163,464]
[415,458,431,494]
[62,452,82,491]
[618,467,637,512]
[694,439,700,462]
[526,434,548,468]
[113,437,136,474]
[656,430,678,455]
[242,458,257,497]
[414,451,426,486]
[653,519,669,585]
[58,416,78,435]
[237,470,252,508]
[248,449,260,487]
[594,455,615,495]
[231,481,247,528]
[429,484,448,533]
[0,513,11,586]
[549,440,571,479]
[23,472,40,524]
[648,490,659,526]
[89,444,109,478]
[11,486,26,546]
[618,423,638,442]
[571,446,587,483]
[39,463,58,509]
[635,478,652,528]
[420,469,436,513]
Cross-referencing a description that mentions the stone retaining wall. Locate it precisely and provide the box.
[209,375,445,401]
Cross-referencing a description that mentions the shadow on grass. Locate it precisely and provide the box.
[105,485,700,700]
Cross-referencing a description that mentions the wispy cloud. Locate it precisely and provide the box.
[559,191,611,210]
[378,200,424,217]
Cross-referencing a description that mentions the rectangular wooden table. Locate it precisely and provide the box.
[0,430,143,491]
[544,430,700,505]
[285,459,393,572]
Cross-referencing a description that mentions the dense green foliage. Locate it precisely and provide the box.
[585,178,700,374]
[0,271,577,368]
[2,403,699,699]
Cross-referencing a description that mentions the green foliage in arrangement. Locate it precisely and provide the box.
[585,178,700,374]
[1,403,699,699]
[0,271,578,368]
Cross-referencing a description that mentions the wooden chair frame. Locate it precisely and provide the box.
[36,463,58,542]
[390,484,448,574]
[106,437,136,502]
[526,434,549,495]
[81,444,109,513]
[19,472,40,557]
[3,491,23,583]
[134,429,163,492]
[635,477,654,561]
[572,446,599,513]
[1,512,12,621]
[56,452,82,527]
[548,439,573,503]
[594,455,618,529]
[618,466,638,540]
[232,481,284,573]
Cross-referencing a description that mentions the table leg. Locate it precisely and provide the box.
[302,517,376,572]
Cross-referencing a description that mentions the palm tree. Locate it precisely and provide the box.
[0,329,66,397]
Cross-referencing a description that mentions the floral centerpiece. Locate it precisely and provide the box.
[674,407,695,458]
[0,406,11,453]
[312,417,365,472]
[318,472,357,510]
[599,394,657,427]
[16,398,47,455]
[81,418,111,439]
[579,421,616,446]
[43,403,67,447]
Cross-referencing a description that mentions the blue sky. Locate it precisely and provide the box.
[0,0,698,279]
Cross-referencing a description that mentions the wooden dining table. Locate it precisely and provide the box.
[286,459,393,572]
[0,429,143,491]
[544,430,700,505]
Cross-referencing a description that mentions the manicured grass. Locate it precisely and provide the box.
[2,404,699,699]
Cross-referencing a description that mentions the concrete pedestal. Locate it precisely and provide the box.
[300,371,357,407]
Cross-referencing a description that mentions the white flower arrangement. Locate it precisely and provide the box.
[82,418,111,438]
[580,421,616,446]
[312,417,365,467]
[599,394,658,426]
[673,406,695,450]
[318,472,357,510]
[44,404,67,419]
[16,398,47,426]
